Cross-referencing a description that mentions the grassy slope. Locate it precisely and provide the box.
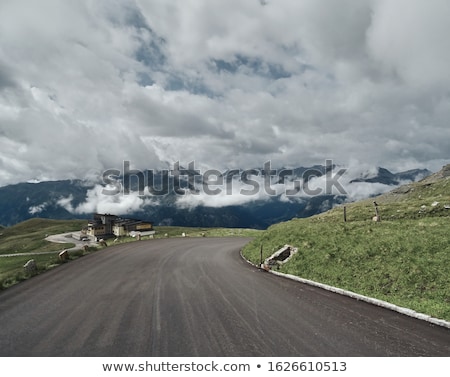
[0,218,86,255]
[0,253,61,289]
[0,219,87,289]
[243,166,450,321]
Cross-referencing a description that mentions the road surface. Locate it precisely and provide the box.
[0,238,449,356]
[45,232,98,251]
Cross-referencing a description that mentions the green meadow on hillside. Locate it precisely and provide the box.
[243,166,450,321]
[0,218,85,256]
[0,219,87,289]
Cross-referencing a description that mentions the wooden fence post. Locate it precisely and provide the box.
[373,201,381,222]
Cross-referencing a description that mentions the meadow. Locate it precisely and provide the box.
[242,170,450,321]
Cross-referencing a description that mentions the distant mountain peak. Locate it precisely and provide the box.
[350,167,431,186]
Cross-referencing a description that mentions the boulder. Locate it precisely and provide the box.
[59,250,69,261]
[23,259,37,274]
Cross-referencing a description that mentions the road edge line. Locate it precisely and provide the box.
[239,249,450,330]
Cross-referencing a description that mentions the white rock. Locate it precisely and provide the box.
[23,259,37,273]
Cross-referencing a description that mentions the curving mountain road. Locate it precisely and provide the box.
[0,238,449,356]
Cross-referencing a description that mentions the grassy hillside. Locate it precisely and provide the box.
[242,165,450,321]
[321,164,450,222]
[1,253,65,289]
[0,219,87,289]
[0,218,85,255]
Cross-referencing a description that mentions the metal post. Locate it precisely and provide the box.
[260,244,263,268]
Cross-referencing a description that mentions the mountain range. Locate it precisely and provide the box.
[0,165,431,228]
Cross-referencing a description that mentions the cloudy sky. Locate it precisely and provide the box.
[1,0,449,187]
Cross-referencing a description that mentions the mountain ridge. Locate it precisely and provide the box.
[0,165,431,228]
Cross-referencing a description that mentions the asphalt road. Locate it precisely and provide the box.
[0,238,449,356]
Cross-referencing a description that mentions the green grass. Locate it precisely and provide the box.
[0,249,90,290]
[243,172,450,321]
[0,254,60,289]
[153,226,261,238]
[0,218,86,256]
[97,226,261,245]
[0,218,90,289]
[320,172,450,222]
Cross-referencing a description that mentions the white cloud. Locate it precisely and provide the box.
[175,173,288,209]
[0,0,449,187]
[367,0,450,88]
[58,185,156,216]
[28,202,48,215]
